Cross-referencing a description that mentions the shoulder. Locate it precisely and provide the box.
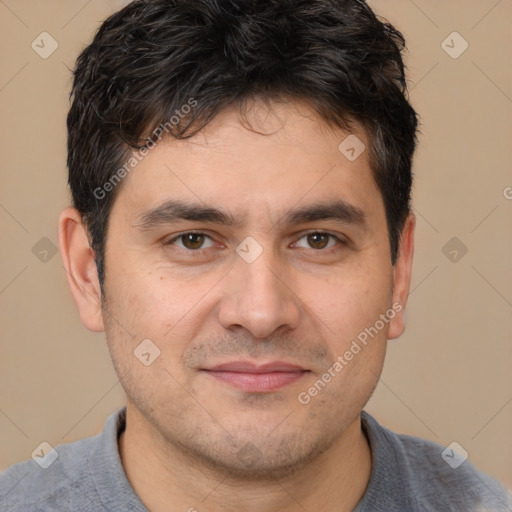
[397,433,510,510]
[360,411,511,512]
[0,435,97,512]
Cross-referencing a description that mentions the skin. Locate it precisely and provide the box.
[59,98,415,512]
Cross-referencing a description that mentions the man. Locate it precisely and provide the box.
[1,1,510,511]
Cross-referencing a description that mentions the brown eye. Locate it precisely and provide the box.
[292,231,347,253]
[306,233,331,250]
[166,232,215,251]
[180,233,205,250]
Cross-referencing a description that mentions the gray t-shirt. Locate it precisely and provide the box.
[1,407,510,511]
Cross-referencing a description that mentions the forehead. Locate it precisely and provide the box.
[111,99,384,228]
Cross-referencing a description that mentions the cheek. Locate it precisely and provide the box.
[102,273,190,407]
[304,265,393,346]
[106,264,220,356]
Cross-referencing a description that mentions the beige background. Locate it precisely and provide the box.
[0,0,511,490]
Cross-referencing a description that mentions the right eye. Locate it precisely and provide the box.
[164,232,216,251]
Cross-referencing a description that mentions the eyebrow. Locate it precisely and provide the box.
[281,200,366,228]
[133,198,366,231]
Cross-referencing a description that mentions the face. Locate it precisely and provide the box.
[65,99,414,479]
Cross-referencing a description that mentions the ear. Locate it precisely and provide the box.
[58,206,105,332]
[387,211,415,340]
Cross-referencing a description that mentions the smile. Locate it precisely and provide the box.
[202,361,309,393]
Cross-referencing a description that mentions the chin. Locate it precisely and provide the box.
[176,428,337,482]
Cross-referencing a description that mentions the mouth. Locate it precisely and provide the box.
[201,361,310,393]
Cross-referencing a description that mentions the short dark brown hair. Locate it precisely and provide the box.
[67,0,419,287]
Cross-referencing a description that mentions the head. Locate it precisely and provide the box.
[60,0,418,479]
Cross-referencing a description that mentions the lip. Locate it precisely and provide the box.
[206,361,306,373]
[202,361,309,393]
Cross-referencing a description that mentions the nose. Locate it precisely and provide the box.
[217,248,301,340]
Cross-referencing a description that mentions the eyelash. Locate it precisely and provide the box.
[163,230,347,256]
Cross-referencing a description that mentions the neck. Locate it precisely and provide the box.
[118,406,372,512]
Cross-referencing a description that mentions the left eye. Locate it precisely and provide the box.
[167,232,215,251]
[294,232,340,250]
